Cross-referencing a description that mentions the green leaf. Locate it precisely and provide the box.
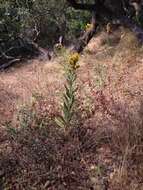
[71,73,76,82]
[69,95,74,109]
[63,102,69,122]
[55,116,65,128]
[65,85,70,98]
[63,94,69,104]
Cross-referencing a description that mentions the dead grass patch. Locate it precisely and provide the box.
[0,28,143,189]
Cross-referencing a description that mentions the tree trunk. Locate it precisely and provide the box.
[73,11,98,53]
[67,0,143,52]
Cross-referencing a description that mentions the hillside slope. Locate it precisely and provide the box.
[0,29,143,190]
[0,29,142,127]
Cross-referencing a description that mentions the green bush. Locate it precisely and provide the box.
[0,0,91,47]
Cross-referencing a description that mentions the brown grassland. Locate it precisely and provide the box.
[0,28,143,190]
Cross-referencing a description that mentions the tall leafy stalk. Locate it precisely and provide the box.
[55,52,80,130]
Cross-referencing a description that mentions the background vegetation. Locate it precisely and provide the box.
[0,0,91,47]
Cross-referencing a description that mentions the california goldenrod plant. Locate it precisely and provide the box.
[55,52,80,129]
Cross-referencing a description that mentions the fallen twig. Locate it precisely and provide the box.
[0,58,21,70]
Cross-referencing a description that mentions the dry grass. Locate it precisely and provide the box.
[76,29,143,189]
[0,58,64,125]
[0,28,143,189]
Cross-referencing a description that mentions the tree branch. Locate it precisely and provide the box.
[66,0,96,11]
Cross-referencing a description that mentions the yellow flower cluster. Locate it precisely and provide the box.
[85,23,93,31]
[68,52,80,70]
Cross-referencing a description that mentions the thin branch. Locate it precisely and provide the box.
[67,0,96,11]
[0,58,20,70]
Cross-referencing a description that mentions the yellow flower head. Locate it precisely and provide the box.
[74,63,80,70]
[85,23,93,31]
[68,52,80,69]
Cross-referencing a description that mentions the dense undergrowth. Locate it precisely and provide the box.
[1,96,143,190]
[0,30,143,190]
